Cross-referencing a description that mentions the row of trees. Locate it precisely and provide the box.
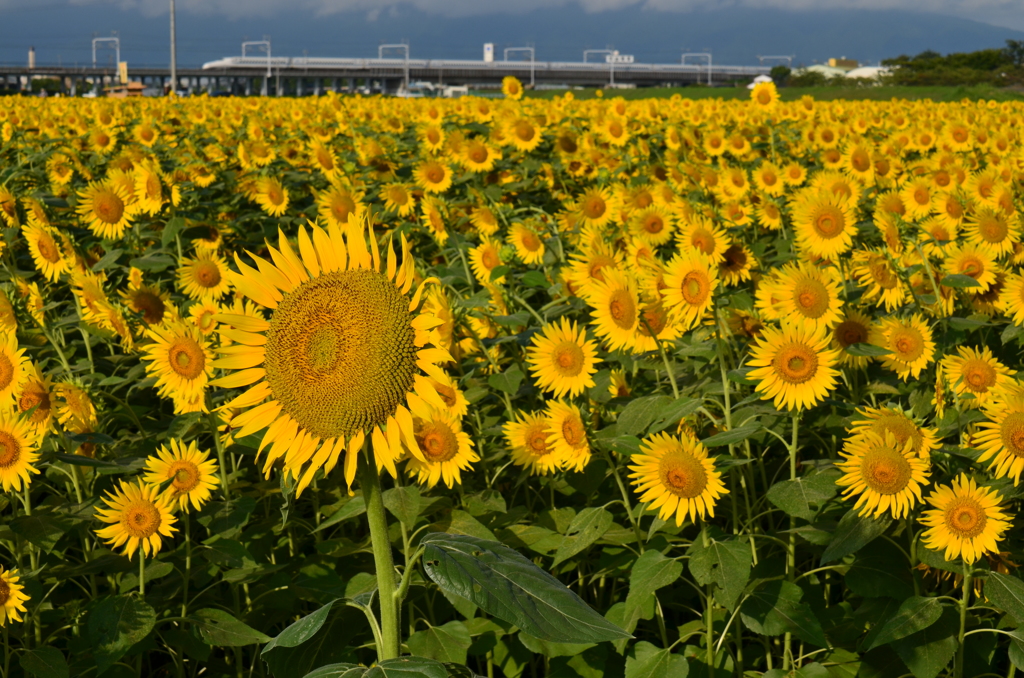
[880,39,1024,85]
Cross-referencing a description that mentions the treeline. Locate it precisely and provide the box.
[882,40,1024,85]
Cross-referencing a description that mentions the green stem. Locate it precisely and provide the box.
[642,317,679,398]
[783,410,800,671]
[139,550,146,597]
[181,513,191,618]
[601,449,645,553]
[702,528,716,677]
[361,450,400,661]
[907,517,920,596]
[956,560,973,678]
[207,410,230,500]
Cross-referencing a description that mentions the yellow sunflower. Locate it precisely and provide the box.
[316,184,365,229]
[975,391,1024,485]
[462,139,501,173]
[747,323,841,411]
[95,480,178,560]
[0,413,40,493]
[526,317,599,398]
[504,411,562,475]
[628,431,726,526]
[468,238,506,285]
[177,251,232,301]
[830,309,874,369]
[0,566,29,626]
[16,365,53,434]
[836,431,929,519]
[942,244,998,292]
[546,401,591,472]
[415,160,453,194]
[502,75,524,100]
[791,189,858,259]
[750,81,779,110]
[868,314,935,380]
[22,223,68,282]
[920,474,1011,564]
[143,439,220,512]
[662,250,719,332]
[629,206,675,247]
[210,221,451,496]
[0,333,29,406]
[404,410,478,489]
[119,281,174,327]
[381,184,416,218]
[963,206,1019,257]
[587,269,640,352]
[140,321,214,410]
[54,381,98,434]
[718,243,757,286]
[253,177,290,217]
[77,180,132,239]
[677,216,729,263]
[507,222,545,265]
[1000,273,1024,325]
[576,187,618,229]
[850,249,907,312]
[848,406,939,460]
[941,346,1014,410]
[773,262,844,332]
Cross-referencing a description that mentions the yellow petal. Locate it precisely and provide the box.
[312,224,339,272]
[210,368,266,389]
[214,313,270,333]
[234,401,282,438]
[297,225,321,277]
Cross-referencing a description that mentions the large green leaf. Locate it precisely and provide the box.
[406,621,473,665]
[302,664,366,678]
[383,486,422,527]
[487,366,523,394]
[624,641,689,678]
[740,581,828,648]
[765,472,839,521]
[262,601,361,678]
[192,608,272,646]
[551,507,613,566]
[702,424,760,447]
[9,514,70,553]
[616,396,673,436]
[420,533,630,644]
[985,572,1024,623]
[845,541,914,599]
[364,657,449,678]
[890,607,958,678]
[87,595,157,674]
[820,510,892,564]
[687,535,751,610]
[867,597,944,650]
[624,550,683,621]
[19,647,69,678]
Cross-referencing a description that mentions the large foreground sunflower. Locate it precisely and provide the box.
[747,323,840,411]
[628,432,726,526]
[211,220,451,495]
[920,474,1011,564]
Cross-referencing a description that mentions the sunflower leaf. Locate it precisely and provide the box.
[192,608,272,646]
[766,471,840,521]
[87,595,157,675]
[365,657,449,678]
[626,550,683,621]
[420,532,631,644]
[687,533,751,610]
[19,647,69,678]
[702,424,760,447]
[939,273,982,288]
[844,343,892,357]
[867,596,944,650]
[487,365,523,394]
[551,507,613,566]
[301,664,366,678]
[820,510,892,564]
[984,572,1024,624]
[406,621,473,665]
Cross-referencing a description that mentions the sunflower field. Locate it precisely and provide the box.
[2,78,1024,678]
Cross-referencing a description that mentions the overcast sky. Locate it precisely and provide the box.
[0,0,1015,24]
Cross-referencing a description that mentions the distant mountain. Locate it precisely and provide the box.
[1,4,1022,70]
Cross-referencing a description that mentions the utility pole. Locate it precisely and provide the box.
[169,0,177,95]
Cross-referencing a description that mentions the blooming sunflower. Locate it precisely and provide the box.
[404,410,478,489]
[942,244,997,293]
[462,139,501,173]
[54,381,98,434]
[0,333,29,406]
[920,474,1011,564]
[471,237,511,284]
[546,401,591,472]
[848,406,939,460]
[1000,273,1024,326]
[254,177,289,217]
[662,251,719,332]
[381,184,415,218]
[850,249,907,312]
[0,566,29,626]
[975,391,1024,485]
[718,243,757,286]
[576,187,617,229]
[868,314,935,380]
[941,346,1014,410]
[77,180,132,239]
[677,216,729,263]
[119,280,174,327]
[836,431,929,519]
[791,189,858,259]
[587,269,640,352]
[210,221,451,496]
[747,323,840,411]
[0,413,40,492]
[526,317,599,398]
[504,411,561,475]
[95,480,178,560]
[143,439,220,512]
[628,431,726,526]
[830,309,874,369]
[177,251,232,301]
[773,262,844,332]
[415,160,453,194]
[316,184,365,229]
[963,206,1019,257]
[16,365,53,434]
[141,322,214,412]
[502,75,524,100]
[507,222,545,265]
[22,223,67,282]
